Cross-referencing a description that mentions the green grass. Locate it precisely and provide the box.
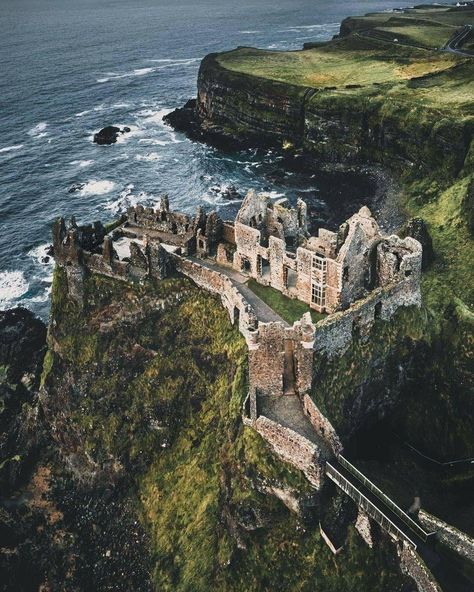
[217,43,459,89]
[375,24,455,49]
[246,279,325,325]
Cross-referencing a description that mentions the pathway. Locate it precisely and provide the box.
[188,256,288,325]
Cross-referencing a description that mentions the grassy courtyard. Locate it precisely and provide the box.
[247,279,325,325]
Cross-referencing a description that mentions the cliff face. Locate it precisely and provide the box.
[312,303,474,460]
[197,53,308,147]
[196,53,472,180]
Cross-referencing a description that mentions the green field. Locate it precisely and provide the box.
[246,279,325,325]
[217,38,460,88]
[217,4,474,106]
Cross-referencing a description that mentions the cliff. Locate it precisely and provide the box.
[195,44,473,177]
[7,267,409,591]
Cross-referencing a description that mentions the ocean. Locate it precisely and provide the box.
[0,0,416,318]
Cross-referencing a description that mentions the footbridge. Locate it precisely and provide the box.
[326,455,434,549]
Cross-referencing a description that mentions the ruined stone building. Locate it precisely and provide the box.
[53,190,422,322]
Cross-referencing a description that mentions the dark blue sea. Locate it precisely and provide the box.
[0,0,416,318]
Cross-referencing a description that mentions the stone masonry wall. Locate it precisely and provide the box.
[355,510,374,548]
[253,415,324,489]
[397,542,442,592]
[173,255,258,340]
[249,323,285,397]
[302,395,343,456]
[419,510,474,563]
[314,279,421,359]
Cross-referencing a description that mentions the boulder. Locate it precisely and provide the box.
[68,183,85,194]
[163,99,198,134]
[221,185,242,200]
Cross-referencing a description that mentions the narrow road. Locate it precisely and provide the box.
[188,256,288,325]
[443,24,473,57]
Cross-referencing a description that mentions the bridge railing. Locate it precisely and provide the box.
[326,462,418,550]
[338,455,433,542]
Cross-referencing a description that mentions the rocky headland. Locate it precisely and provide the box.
[2,3,474,591]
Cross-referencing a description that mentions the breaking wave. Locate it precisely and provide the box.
[136,152,162,162]
[105,184,157,213]
[0,270,29,309]
[27,122,48,138]
[70,159,94,168]
[79,180,116,196]
[0,144,24,154]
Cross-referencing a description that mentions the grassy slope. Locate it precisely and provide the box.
[41,269,409,592]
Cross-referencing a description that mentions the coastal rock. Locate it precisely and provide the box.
[221,185,241,200]
[68,183,85,193]
[163,99,198,135]
[0,307,46,384]
[93,126,130,145]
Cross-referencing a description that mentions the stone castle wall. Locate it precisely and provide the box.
[397,542,442,592]
[302,394,343,456]
[251,415,325,489]
[419,510,474,563]
[173,255,258,340]
[313,278,421,358]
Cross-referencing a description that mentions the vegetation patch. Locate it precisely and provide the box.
[246,279,325,324]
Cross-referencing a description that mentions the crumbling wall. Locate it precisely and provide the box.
[418,510,474,563]
[127,199,192,235]
[302,395,343,456]
[397,542,442,592]
[314,280,421,358]
[355,510,374,548]
[173,255,258,339]
[249,323,285,397]
[253,415,325,489]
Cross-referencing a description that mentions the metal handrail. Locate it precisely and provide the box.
[326,462,418,550]
[338,455,433,541]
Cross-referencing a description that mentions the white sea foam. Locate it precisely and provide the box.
[28,122,48,137]
[278,22,339,33]
[29,286,52,304]
[79,180,116,196]
[97,67,153,83]
[136,152,162,162]
[114,124,142,144]
[97,59,200,83]
[75,109,92,117]
[0,144,23,154]
[239,30,262,34]
[105,184,156,212]
[266,191,286,200]
[139,107,174,123]
[0,271,29,309]
[134,67,155,76]
[28,244,53,267]
[149,57,201,66]
[70,159,94,168]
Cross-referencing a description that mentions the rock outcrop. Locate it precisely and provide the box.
[93,126,131,145]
